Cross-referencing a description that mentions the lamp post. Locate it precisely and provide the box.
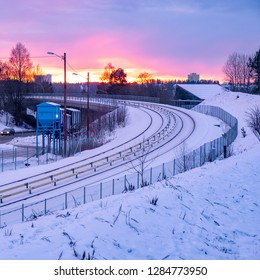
[72,72,90,138]
[47,51,67,156]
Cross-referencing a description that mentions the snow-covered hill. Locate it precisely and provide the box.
[0,92,259,260]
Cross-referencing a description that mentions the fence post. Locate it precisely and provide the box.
[22,204,24,222]
[112,179,115,195]
[2,150,3,172]
[150,167,153,184]
[204,144,206,164]
[124,175,126,191]
[223,134,227,158]
[216,138,219,157]
[162,163,165,180]
[44,199,47,215]
[84,187,86,204]
[15,148,17,170]
[173,159,175,176]
[13,146,15,162]
[223,145,227,158]
[65,192,68,209]
[100,183,103,199]
[200,146,202,166]
[212,146,216,162]
[26,146,29,167]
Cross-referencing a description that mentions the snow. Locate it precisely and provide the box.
[0,91,260,260]
[177,84,227,100]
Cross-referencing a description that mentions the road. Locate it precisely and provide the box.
[0,131,36,144]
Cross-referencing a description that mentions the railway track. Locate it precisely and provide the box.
[0,101,195,208]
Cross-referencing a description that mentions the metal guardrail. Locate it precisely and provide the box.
[0,104,238,227]
[0,103,176,202]
[26,93,160,104]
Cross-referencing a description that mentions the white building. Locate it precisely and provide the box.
[188,73,200,82]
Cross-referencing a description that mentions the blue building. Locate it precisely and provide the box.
[36,102,61,156]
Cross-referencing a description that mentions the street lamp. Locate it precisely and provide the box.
[72,72,90,138]
[47,51,67,156]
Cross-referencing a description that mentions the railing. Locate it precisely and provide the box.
[0,105,238,227]
[27,94,118,107]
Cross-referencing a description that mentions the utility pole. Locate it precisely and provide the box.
[63,52,67,156]
[47,51,67,157]
[87,72,90,138]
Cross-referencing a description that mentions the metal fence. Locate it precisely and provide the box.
[0,105,238,227]
[0,145,61,172]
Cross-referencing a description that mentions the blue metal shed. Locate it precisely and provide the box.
[37,102,61,128]
[36,102,61,156]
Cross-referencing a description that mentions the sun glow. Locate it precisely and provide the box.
[42,66,223,84]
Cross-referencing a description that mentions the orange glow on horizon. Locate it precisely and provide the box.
[42,66,224,84]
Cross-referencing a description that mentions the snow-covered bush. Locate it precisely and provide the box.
[246,105,260,134]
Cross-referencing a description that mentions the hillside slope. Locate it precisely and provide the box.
[0,92,259,260]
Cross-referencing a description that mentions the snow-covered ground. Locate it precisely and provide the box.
[0,91,259,260]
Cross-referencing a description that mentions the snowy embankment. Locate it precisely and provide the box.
[0,92,259,260]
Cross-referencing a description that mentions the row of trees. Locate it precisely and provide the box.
[96,63,174,102]
[223,48,260,93]
[98,48,260,97]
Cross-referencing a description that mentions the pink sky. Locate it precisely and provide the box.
[1,0,259,83]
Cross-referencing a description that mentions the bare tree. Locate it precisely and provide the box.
[174,142,193,173]
[8,42,33,82]
[1,43,33,124]
[128,137,156,188]
[0,61,11,81]
[109,68,127,85]
[0,61,10,109]
[239,54,251,90]
[136,72,155,85]
[246,105,260,134]
[100,62,115,83]
[4,80,26,125]
[223,52,251,91]
[97,63,115,94]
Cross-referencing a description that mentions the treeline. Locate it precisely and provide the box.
[222,47,260,93]
[96,63,182,104]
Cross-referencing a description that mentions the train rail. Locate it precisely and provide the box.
[0,101,195,207]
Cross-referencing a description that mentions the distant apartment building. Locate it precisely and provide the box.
[187,73,200,82]
[34,74,52,84]
[34,74,53,93]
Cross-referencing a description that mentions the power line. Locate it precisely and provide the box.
[0,54,84,75]
[0,55,61,60]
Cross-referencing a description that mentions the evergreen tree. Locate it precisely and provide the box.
[248,48,260,93]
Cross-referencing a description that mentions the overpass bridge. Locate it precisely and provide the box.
[25,93,118,111]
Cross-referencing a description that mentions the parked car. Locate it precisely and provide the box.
[0,128,15,136]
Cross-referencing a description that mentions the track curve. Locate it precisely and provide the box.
[0,101,196,208]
